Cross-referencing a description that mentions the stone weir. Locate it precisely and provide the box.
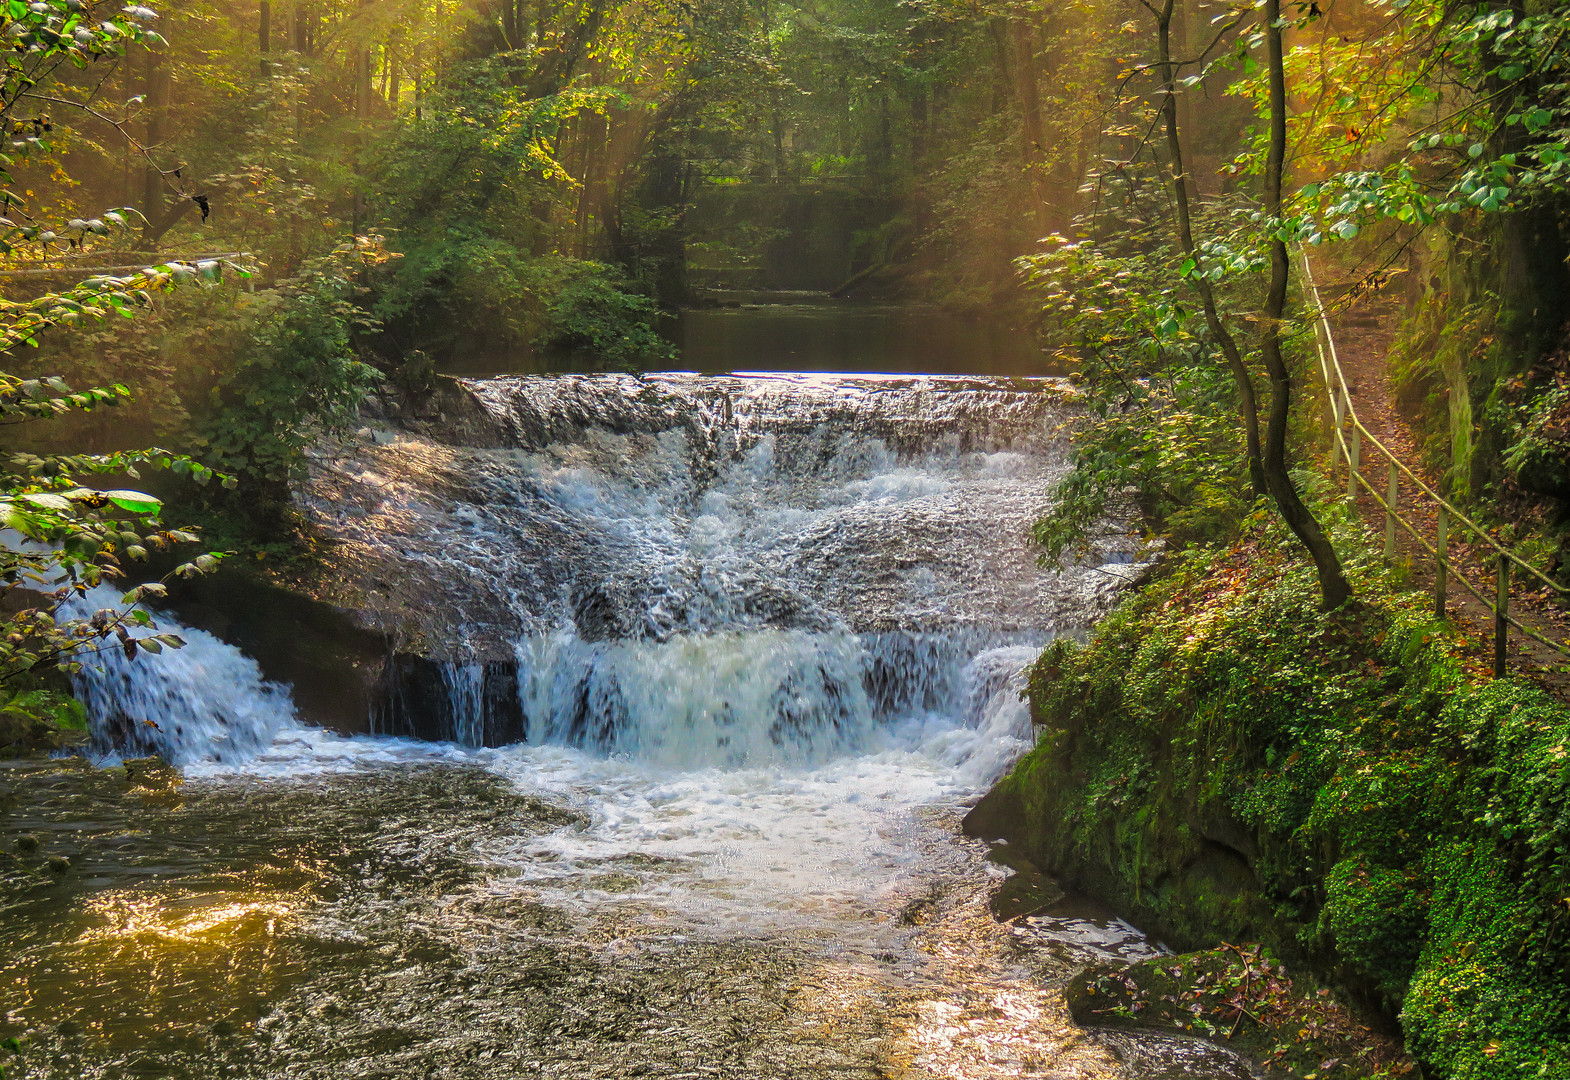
[125,372,1149,763]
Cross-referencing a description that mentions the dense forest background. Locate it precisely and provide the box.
[4,0,1568,552]
[0,0,1566,666]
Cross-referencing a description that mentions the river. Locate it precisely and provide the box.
[1,300,1254,1079]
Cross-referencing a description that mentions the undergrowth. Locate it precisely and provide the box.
[991,505,1570,1079]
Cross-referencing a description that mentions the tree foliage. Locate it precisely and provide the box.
[0,0,243,742]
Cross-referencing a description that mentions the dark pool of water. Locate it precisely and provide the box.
[437,294,1056,379]
[665,294,1052,376]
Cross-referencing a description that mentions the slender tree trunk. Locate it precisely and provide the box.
[413,34,423,121]
[352,1,372,234]
[357,47,372,117]
[987,19,1010,115]
[388,33,401,108]
[1006,17,1052,236]
[576,112,605,257]
[1153,0,1265,496]
[140,45,168,223]
[502,0,517,50]
[1260,0,1352,610]
[259,0,270,72]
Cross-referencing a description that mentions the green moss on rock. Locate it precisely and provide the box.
[969,518,1570,1078]
[1064,943,1413,1078]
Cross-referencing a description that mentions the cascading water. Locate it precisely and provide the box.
[3,371,1273,1080]
[65,372,1145,876]
[64,370,1147,919]
[297,372,1144,766]
[62,584,298,767]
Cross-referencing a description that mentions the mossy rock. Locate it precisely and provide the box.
[1064,945,1415,1078]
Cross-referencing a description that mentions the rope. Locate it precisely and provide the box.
[1299,248,1570,659]
[1299,249,1569,595]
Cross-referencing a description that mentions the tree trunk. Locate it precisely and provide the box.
[139,45,169,234]
[388,32,401,107]
[1260,0,1352,611]
[987,19,1010,116]
[1487,0,1569,368]
[1006,17,1052,237]
[258,0,270,71]
[414,34,423,121]
[1153,0,1265,496]
[501,0,517,50]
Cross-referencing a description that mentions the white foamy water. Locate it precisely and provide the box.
[71,607,1039,922]
[63,584,297,766]
[65,372,1142,926]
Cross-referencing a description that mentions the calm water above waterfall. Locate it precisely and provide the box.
[1,363,1254,1078]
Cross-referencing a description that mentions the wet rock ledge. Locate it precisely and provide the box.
[1065,941,1415,1078]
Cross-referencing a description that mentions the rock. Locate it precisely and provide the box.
[47,855,70,874]
[14,834,39,853]
[1064,944,1414,1078]
[898,893,940,926]
[961,782,1025,841]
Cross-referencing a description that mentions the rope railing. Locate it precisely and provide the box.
[1298,249,1570,674]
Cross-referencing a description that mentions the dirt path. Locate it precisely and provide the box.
[1320,283,1570,698]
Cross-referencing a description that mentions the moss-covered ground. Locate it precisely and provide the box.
[969,509,1570,1079]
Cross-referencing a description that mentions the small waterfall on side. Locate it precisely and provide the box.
[63,584,298,766]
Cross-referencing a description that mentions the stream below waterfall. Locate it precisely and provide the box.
[2,354,1258,1079]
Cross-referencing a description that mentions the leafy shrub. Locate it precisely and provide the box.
[524,257,675,367]
[190,242,384,504]
[1018,236,1254,561]
[1320,857,1430,999]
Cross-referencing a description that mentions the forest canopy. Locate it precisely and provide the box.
[1,0,1569,650]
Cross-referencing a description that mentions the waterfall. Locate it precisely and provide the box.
[75,373,1145,775]
[63,584,298,767]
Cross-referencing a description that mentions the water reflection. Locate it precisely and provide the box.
[0,759,1253,1079]
[666,296,1054,377]
[3,885,307,1039]
[436,295,1057,378]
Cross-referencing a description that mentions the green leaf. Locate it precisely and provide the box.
[19,491,71,511]
[104,490,161,514]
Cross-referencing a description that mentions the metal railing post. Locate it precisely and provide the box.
[1496,553,1509,678]
[1347,425,1361,501]
[1435,506,1448,618]
[1384,461,1398,560]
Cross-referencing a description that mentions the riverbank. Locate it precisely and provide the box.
[966,509,1570,1079]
